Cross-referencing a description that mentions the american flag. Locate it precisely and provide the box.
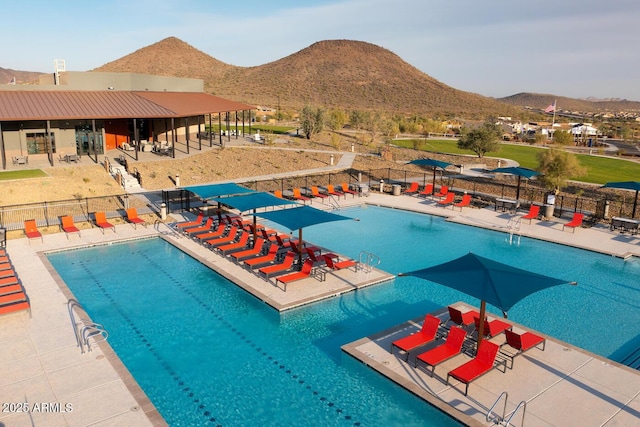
[544,101,556,113]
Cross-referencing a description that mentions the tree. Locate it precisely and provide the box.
[537,149,586,193]
[326,109,347,131]
[457,122,501,158]
[299,105,324,139]
[552,130,573,145]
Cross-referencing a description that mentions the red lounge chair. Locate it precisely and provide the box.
[501,329,546,369]
[563,212,584,232]
[0,263,13,271]
[326,184,345,199]
[414,326,467,376]
[306,247,334,266]
[24,219,43,243]
[260,228,279,243]
[60,216,81,238]
[293,188,311,203]
[183,217,215,235]
[217,232,251,255]
[126,208,147,229]
[473,316,512,338]
[446,340,502,396]
[175,212,204,229]
[447,306,480,327]
[194,223,228,242]
[453,194,472,211]
[0,269,16,279]
[0,284,22,297]
[391,314,441,361]
[311,186,329,201]
[341,182,358,198]
[244,244,281,269]
[205,226,240,248]
[437,192,456,207]
[0,291,30,316]
[276,259,315,287]
[231,237,266,262]
[259,251,296,279]
[418,183,434,197]
[434,185,449,198]
[275,234,293,248]
[323,255,357,271]
[404,182,420,195]
[522,204,540,224]
[94,211,116,234]
[0,276,19,286]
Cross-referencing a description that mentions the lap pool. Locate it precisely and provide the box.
[46,205,640,426]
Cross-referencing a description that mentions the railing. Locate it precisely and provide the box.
[67,299,108,354]
[487,391,527,426]
[506,216,522,246]
[358,251,381,273]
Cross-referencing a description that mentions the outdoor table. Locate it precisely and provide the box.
[495,198,519,213]
[65,154,79,163]
[12,156,28,165]
[610,217,639,235]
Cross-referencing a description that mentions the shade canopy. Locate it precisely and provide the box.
[489,166,541,200]
[399,252,575,345]
[602,181,640,218]
[183,183,254,199]
[408,158,453,195]
[210,192,298,212]
[256,205,353,231]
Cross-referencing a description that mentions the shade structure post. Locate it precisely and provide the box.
[477,300,486,348]
[298,228,304,265]
[516,175,522,200]
[432,168,437,194]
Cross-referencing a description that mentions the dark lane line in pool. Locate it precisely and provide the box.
[137,250,364,426]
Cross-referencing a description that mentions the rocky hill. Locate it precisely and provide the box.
[499,92,640,113]
[0,68,42,85]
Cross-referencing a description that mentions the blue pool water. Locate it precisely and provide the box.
[47,206,640,426]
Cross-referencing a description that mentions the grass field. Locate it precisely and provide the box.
[206,124,294,135]
[395,139,640,184]
[0,169,47,180]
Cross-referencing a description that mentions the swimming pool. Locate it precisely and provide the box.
[46,205,640,426]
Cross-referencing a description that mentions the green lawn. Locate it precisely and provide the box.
[395,139,640,184]
[206,124,294,135]
[0,169,47,180]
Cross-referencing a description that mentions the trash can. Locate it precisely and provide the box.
[358,183,369,197]
[544,204,554,219]
[393,184,402,196]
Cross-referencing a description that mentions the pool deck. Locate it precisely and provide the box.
[1,191,639,426]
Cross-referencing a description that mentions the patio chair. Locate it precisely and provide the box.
[446,340,503,396]
[311,186,329,202]
[125,208,147,229]
[306,247,334,266]
[522,204,541,224]
[414,326,467,376]
[501,329,546,369]
[183,217,214,236]
[0,275,19,287]
[94,212,116,234]
[453,194,472,211]
[230,237,267,263]
[404,182,420,195]
[204,226,240,248]
[293,188,311,203]
[447,306,480,327]
[60,216,81,238]
[323,254,357,271]
[391,314,441,361]
[217,231,251,255]
[341,182,358,198]
[244,244,281,269]
[473,316,512,338]
[24,219,43,243]
[326,184,346,199]
[276,259,315,287]
[418,183,434,197]
[194,222,228,242]
[259,251,296,279]
[434,185,449,198]
[0,291,30,317]
[175,212,204,229]
[437,192,456,208]
[563,212,584,232]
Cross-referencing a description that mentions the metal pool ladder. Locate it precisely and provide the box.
[506,216,522,246]
[487,391,527,426]
[358,251,380,273]
[68,299,109,354]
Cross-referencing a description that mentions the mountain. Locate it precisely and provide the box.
[93,37,516,116]
[0,68,42,85]
[499,92,640,113]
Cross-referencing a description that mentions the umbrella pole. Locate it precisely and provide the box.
[298,228,303,265]
[477,300,486,349]
[633,190,638,218]
[516,176,522,200]
[432,168,436,195]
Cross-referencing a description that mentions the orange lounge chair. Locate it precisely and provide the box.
[501,329,546,369]
[244,244,281,269]
[311,186,329,202]
[183,217,214,235]
[292,188,311,203]
[323,255,357,271]
[473,316,512,338]
[391,314,441,361]
[217,232,251,255]
[326,184,345,199]
[260,228,279,243]
[341,182,358,198]
[306,247,334,266]
[414,326,467,376]
[0,276,19,286]
[204,226,240,248]
[437,192,456,207]
[194,223,228,242]
[434,185,449,198]
[522,204,541,224]
[0,263,13,271]
[453,194,472,211]
[0,284,23,297]
[24,219,43,243]
[175,212,204,229]
[60,216,81,238]
[259,251,296,279]
[0,269,17,279]
[404,182,420,195]
[447,306,480,327]
[418,183,434,197]
[276,259,315,287]
[230,237,266,262]
[563,212,584,232]
[126,208,147,229]
[0,291,30,316]
[0,256,8,264]
[446,340,502,396]
[94,211,115,234]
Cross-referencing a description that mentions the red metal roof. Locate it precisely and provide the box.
[0,91,255,121]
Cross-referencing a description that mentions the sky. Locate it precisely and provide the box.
[3,0,640,101]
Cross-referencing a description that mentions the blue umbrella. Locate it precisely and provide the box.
[489,167,541,200]
[602,181,640,218]
[183,183,254,199]
[399,252,575,346]
[408,158,453,195]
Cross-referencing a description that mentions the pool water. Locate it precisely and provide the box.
[47,205,640,426]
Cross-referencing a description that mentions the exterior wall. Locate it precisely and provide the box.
[30,71,204,92]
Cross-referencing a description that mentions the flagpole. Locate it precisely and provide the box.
[550,100,557,142]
